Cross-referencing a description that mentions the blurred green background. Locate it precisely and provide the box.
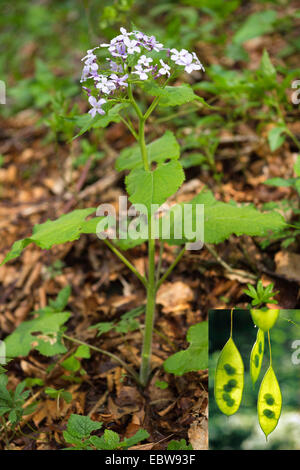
[209,309,300,450]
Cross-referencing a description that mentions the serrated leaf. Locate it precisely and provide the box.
[103,429,120,448]
[65,414,102,439]
[162,190,286,245]
[125,161,185,213]
[1,208,95,265]
[4,312,70,358]
[163,321,208,376]
[115,131,180,171]
[143,82,203,107]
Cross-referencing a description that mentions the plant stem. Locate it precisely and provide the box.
[140,235,156,385]
[119,115,138,140]
[62,333,141,385]
[102,238,147,288]
[155,242,164,284]
[156,246,186,290]
[138,117,149,171]
[127,92,157,385]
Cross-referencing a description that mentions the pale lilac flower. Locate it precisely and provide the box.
[133,64,150,80]
[170,48,188,64]
[123,37,141,55]
[192,52,205,72]
[82,47,99,63]
[158,59,170,77]
[138,55,153,67]
[110,42,128,58]
[80,62,98,82]
[134,31,148,42]
[108,60,124,73]
[110,74,128,88]
[95,76,116,94]
[146,36,163,52]
[170,48,204,74]
[88,96,106,117]
[180,53,202,73]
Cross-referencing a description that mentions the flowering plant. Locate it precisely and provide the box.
[80,27,204,119]
[1,28,285,387]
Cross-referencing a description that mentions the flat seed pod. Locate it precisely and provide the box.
[250,309,279,332]
[258,366,282,438]
[214,337,244,416]
[250,328,265,386]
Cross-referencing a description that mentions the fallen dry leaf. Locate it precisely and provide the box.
[156,281,194,314]
[275,251,300,282]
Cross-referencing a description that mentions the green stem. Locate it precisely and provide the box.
[62,333,141,385]
[155,242,164,285]
[127,87,157,385]
[119,115,138,140]
[102,239,147,288]
[140,235,156,385]
[156,246,186,291]
[138,118,149,171]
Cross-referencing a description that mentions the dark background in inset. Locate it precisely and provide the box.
[209,309,300,450]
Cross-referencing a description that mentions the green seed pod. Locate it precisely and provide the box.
[250,328,265,385]
[250,309,279,332]
[214,337,244,416]
[258,366,282,438]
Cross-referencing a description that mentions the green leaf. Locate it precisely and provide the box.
[49,286,71,311]
[267,126,286,152]
[293,155,300,177]
[164,322,208,375]
[73,104,129,139]
[143,82,204,107]
[103,429,120,448]
[4,312,70,358]
[155,380,168,390]
[167,439,193,450]
[159,190,286,246]
[74,345,90,359]
[259,50,276,79]
[233,10,277,44]
[125,161,185,213]
[120,429,150,448]
[115,131,180,171]
[65,414,102,439]
[1,208,95,265]
[264,177,296,188]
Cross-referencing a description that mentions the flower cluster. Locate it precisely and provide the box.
[81,27,204,117]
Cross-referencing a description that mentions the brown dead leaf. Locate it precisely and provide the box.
[275,251,300,282]
[156,281,194,314]
[188,412,208,450]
